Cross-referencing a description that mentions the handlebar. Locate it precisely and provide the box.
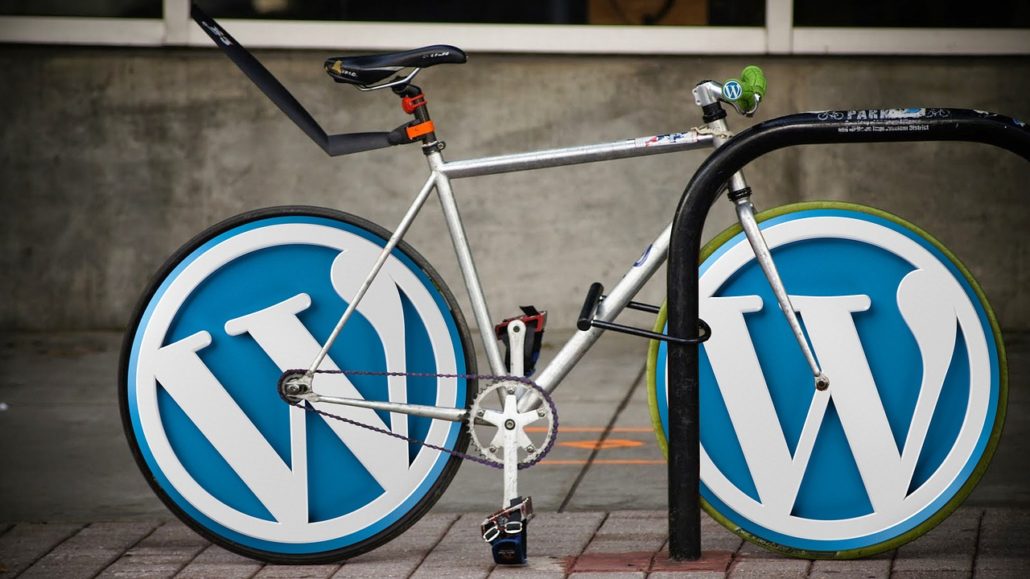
[717,66,767,116]
[731,66,767,114]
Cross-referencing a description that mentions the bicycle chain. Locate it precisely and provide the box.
[284,368,559,470]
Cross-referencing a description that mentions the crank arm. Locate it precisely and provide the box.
[501,321,526,505]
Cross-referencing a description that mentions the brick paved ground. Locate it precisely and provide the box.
[1,331,1027,578]
[2,507,1026,578]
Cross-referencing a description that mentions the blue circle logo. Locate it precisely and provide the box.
[653,207,1001,553]
[126,215,468,553]
[723,80,743,101]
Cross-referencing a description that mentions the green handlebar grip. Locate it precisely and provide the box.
[725,65,766,112]
[741,65,766,98]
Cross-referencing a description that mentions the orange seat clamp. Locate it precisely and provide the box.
[402,94,427,114]
[406,120,435,140]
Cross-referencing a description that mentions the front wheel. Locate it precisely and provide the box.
[648,202,1006,558]
[120,206,476,563]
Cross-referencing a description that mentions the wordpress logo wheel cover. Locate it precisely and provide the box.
[125,215,467,554]
[653,206,1003,553]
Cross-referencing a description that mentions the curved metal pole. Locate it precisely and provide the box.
[665,109,1030,560]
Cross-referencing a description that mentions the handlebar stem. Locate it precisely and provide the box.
[692,81,724,107]
[693,76,763,118]
[694,82,750,194]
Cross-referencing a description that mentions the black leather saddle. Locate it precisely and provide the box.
[325,45,467,86]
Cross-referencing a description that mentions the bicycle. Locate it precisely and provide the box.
[120,4,1014,565]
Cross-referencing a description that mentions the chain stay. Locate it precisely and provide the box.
[286,368,558,470]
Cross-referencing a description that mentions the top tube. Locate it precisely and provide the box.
[440,130,719,179]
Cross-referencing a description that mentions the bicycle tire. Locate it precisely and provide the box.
[648,201,1006,558]
[120,206,477,563]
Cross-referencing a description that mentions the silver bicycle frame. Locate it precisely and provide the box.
[309,81,832,410]
[307,127,721,396]
[441,132,725,375]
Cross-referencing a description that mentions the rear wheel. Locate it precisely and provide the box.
[648,202,1006,558]
[120,206,476,563]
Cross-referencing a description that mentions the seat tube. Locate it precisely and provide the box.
[426,150,508,376]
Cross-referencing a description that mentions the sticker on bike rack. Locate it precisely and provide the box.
[815,108,931,122]
[813,109,959,134]
[837,123,930,134]
[845,108,933,120]
[975,110,1027,127]
[650,205,1004,556]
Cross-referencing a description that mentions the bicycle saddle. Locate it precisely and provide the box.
[325,45,467,86]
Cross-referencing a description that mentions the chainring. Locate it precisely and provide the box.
[468,380,558,467]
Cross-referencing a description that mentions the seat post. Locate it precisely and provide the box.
[394,84,444,153]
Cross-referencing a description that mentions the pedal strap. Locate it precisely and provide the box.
[481,496,533,543]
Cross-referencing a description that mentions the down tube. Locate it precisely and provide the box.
[529,223,672,402]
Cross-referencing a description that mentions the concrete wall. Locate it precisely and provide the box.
[2,46,1028,332]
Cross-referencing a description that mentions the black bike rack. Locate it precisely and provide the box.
[665,108,1030,560]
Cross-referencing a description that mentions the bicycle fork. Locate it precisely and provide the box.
[694,80,830,391]
[732,195,830,390]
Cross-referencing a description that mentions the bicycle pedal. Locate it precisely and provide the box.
[490,531,528,565]
[494,306,547,376]
[482,496,533,564]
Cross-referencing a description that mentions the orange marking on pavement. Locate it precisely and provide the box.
[560,439,644,450]
[539,459,665,465]
[526,426,654,433]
